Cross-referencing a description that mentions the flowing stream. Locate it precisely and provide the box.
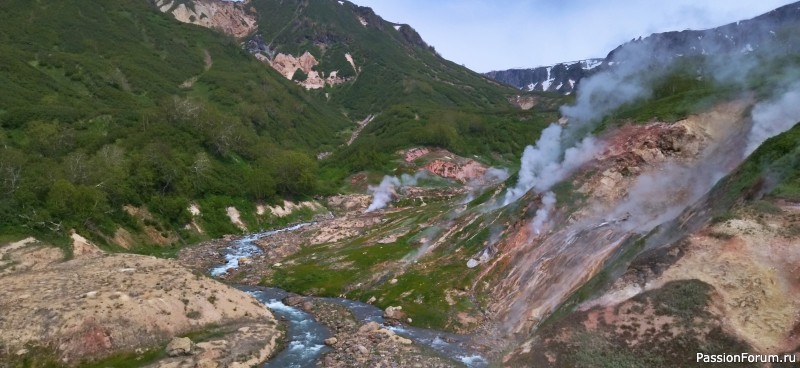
[210,224,488,367]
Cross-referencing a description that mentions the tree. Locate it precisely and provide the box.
[292,69,308,82]
[0,148,25,197]
[264,150,318,196]
[46,179,109,228]
[245,167,276,201]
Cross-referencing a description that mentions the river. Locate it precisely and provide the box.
[210,223,488,367]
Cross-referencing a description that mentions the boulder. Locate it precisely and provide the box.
[324,337,338,346]
[391,335,413,345]
[358,321,381,333]
[166,337,194,357]
[383,306,406,320]
[282,295,305,307]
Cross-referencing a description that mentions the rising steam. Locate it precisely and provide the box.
[530,191,557,235]
[366,172,428,212]
[502,124,603,206]
[745,81,800,155]
[501,47,666,208]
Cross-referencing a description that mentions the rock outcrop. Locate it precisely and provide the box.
[425,159,488,183]
[153,0,257,38]
[0,250,281,366]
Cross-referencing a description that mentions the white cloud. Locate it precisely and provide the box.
[353,0,794,71]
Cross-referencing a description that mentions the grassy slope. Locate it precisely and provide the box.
[0,0,566,249]
[253,0,565,176]
[0,0,350,249]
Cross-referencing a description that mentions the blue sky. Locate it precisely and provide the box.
[352,0,794,72]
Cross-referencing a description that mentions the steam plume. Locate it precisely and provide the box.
[530,191,557,235]
[366,172,428,212]
[745,81,800,155]
[502,125,602,205]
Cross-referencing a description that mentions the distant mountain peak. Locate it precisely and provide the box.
[484,58,604,94]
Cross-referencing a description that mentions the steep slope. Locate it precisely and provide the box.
[503,123,800,367]
[247,0,514,113]
[0,0,351,250]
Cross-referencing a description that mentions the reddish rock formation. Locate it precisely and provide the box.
[425,159,488,183]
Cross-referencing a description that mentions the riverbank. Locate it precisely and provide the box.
[187,224,489,367]
[281,293,460,367]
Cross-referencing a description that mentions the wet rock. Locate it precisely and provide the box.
[384,306,406,321]
[282,295,305,307]
[166,337,194,357]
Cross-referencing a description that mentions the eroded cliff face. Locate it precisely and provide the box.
[154,0,257,38]
[503,187,800,367]
[268,51,355,90]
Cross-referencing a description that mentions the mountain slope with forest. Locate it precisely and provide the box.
[0,0,552,252]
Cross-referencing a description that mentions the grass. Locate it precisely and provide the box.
[265,200,487,330]
[0,0,559,253]
[643,280,712,320]
[80,348,165,368]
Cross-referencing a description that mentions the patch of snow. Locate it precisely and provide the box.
[526,82,537,91]
[741,43,754,53]
[540,78,554,91]
[337,0,344,5]
[393,25,401,31]
[568,79,575,89]
[555,82,563,90]
[358,16,367,27]
[581,59,602,70]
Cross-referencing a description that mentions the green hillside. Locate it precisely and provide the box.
[0,0,560,251]
[251,0,570,172]
[0,0,353,248]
